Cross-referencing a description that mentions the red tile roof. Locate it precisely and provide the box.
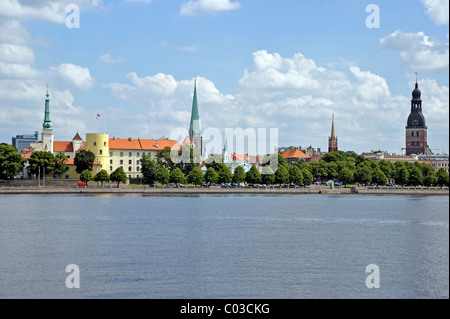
[109,138,180,151]
[54,141,73,153]
[281,148,310,159]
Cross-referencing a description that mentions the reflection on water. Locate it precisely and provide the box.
[0,194,448,299]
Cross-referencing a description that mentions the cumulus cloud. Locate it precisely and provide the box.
[421,0,449,25]
[100,53,124,64]
[180,0,241,16]
[54,63,96,91]
[379,30,449,72]
[0,0,103,23]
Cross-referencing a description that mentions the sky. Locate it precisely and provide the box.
[0,0,448,155]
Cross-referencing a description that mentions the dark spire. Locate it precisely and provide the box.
[189,78,201,139]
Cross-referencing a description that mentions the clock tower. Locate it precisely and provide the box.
[405,78,429,155]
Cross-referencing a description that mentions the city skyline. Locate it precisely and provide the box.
[0,0,448,155]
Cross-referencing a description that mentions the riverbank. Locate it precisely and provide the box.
[0,186,448,195]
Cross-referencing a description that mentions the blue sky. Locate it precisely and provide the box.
[0,0,448,155]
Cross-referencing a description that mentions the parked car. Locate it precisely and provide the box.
[335,182,342,187]
[77,181,87,186]
[166,183,175,187]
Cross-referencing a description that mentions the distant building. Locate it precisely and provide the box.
[328,113,338,153]
[281,147,310,164]
[405,78,432,155]
[12,131,38,152]
[418,154,449,173]
[361,151,449,172]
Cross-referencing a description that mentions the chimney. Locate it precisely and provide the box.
[128,137,132,141]
[156,140,159,148]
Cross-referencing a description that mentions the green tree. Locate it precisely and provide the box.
[80,169,93,185]
[218,164,232,184]
[141,154,158,184]
[187,167,204,185]
[326,162,338,180]
[394,165,409,186]
[301,168,313,185]
[169,167,185,184]
[156,146,176,171]
[28,151,57,179]
[378,159,394,179]
[0,144,24,180]
[232,166,246,183]
[53,153,69,178]
[436,168,449,187]
[277,154,288,169]
[321,151,347,163]
[338,167,354,187]
[355,165,372,186]
[204,167,219,184]
[261,166,275,185]
[408,166,424,186]
[246,165,262,184]
[110,166,128,187]
[371,168,387,186]
[94,169,109,187]
[74,150,96,174]
[421,163,437,187]
[156,166,170,185]
[289,166,303,184]
[275,165,290,184]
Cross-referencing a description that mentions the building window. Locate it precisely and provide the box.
[416,131,420,137]
[137,152,140,157]
[104,142,107,146]
[128,166,132,172]
[137,166,140,172]
[129,160,132,165]
[110,160,113,164]
[120,160,123,165]
[120,152,124,157]
[65,175,69,179]
[129,152,132,157]
[110,152,113,156]
[416,142,420,147]
[142,152,145,156]
[110,166,113,171]
[411,142,415,147]
[94,142,97,146]
[412,132,414,137]
[136,160,140,165]
[100,150,103,155]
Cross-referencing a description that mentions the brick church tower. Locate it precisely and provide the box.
[405,78,431,155]
[328,113,338,153]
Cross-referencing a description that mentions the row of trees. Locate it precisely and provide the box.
[143,148,449,187]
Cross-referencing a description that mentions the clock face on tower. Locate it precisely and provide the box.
[412,120,419,126]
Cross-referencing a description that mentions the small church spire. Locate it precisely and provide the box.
[43,84,52,130]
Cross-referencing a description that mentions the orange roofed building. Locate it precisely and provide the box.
[281,148,311,164]
[85,133,180,180]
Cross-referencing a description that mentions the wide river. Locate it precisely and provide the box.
[0,194,448,299]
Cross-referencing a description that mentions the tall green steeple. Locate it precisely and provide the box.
[189,78,202,155]
[43,84,52,130]
[189,79,201,139]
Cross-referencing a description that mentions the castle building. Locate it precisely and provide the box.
[405,79,431,155]
[328,113,338,153]
[189,79,203,156]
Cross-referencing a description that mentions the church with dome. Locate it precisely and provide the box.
[405,78,432,156]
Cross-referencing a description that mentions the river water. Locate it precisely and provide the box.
[0,194,448,299]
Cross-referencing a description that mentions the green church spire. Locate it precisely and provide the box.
[43,84,52,130]
[189,78,201,139]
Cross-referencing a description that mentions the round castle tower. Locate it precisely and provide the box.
[86,133,110,171]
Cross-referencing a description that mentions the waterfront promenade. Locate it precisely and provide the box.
[0,185,448,195]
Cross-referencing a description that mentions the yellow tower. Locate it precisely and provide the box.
[86,133,110,172]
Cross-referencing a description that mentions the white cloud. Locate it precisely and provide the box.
[0,0,103,23]
[178,46,199,52]
[54,63,96,91]
[180,0,241,16]
[421,0,449,25]
[379,30,449,72]
[100,53,124,64]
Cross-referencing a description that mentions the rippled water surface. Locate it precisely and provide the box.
[0,194,448,298]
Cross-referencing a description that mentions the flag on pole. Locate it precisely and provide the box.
[95,114,101,119]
